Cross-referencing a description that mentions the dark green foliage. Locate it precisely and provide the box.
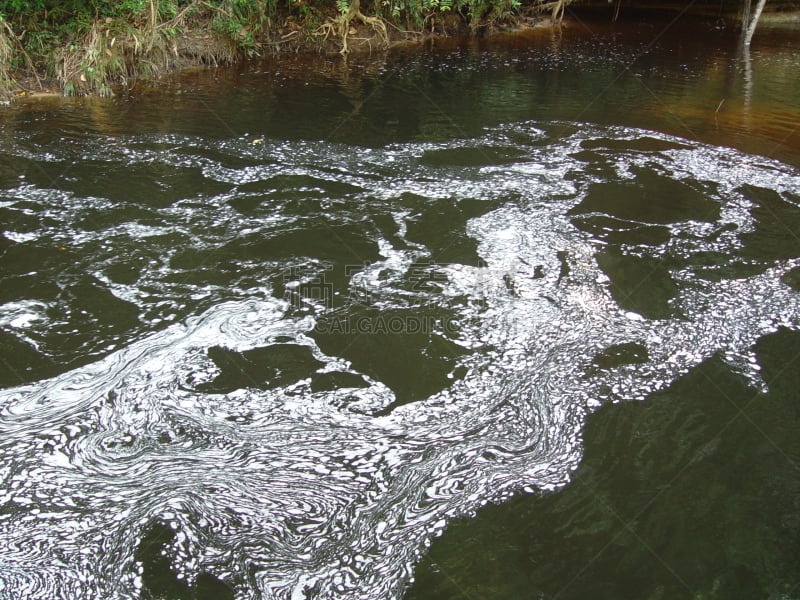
[382,0,521,30]
[0,0,523,44]
[210,0,272,57]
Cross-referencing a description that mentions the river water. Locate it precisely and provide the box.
[0,15,798,599]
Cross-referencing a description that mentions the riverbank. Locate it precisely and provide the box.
[2,0,798,102]
[0,0,545,100]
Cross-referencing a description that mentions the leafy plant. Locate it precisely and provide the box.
[210,0,272,57]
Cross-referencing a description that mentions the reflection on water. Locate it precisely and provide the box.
[0,16,799,600]
[4,16,799,163]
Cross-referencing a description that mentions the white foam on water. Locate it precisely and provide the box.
[0,122,798,598]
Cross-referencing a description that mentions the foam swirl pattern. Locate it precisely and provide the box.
[0,122,798,598]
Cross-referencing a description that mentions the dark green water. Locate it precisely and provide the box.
[0,14,798,599]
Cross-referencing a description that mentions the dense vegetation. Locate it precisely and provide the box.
[0,0,543,96]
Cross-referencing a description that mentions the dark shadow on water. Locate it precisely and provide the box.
[198,344,325,394]
[592,341,649,370]
[595,248,679,320]
[407,328,800,599]
[136,521,235,600]
[311,306,468,410]
[402,196,500,267]
[568,169,721,225]
[739,186,800,261]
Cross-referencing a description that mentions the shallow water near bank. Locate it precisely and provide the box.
[0,15,799,599]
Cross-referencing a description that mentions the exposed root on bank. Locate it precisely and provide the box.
[316,0,388,55]
[551,0,566,24]
[534,0,566,25]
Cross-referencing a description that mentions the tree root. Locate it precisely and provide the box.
[316,0,389,55]
[551,0,565,25]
